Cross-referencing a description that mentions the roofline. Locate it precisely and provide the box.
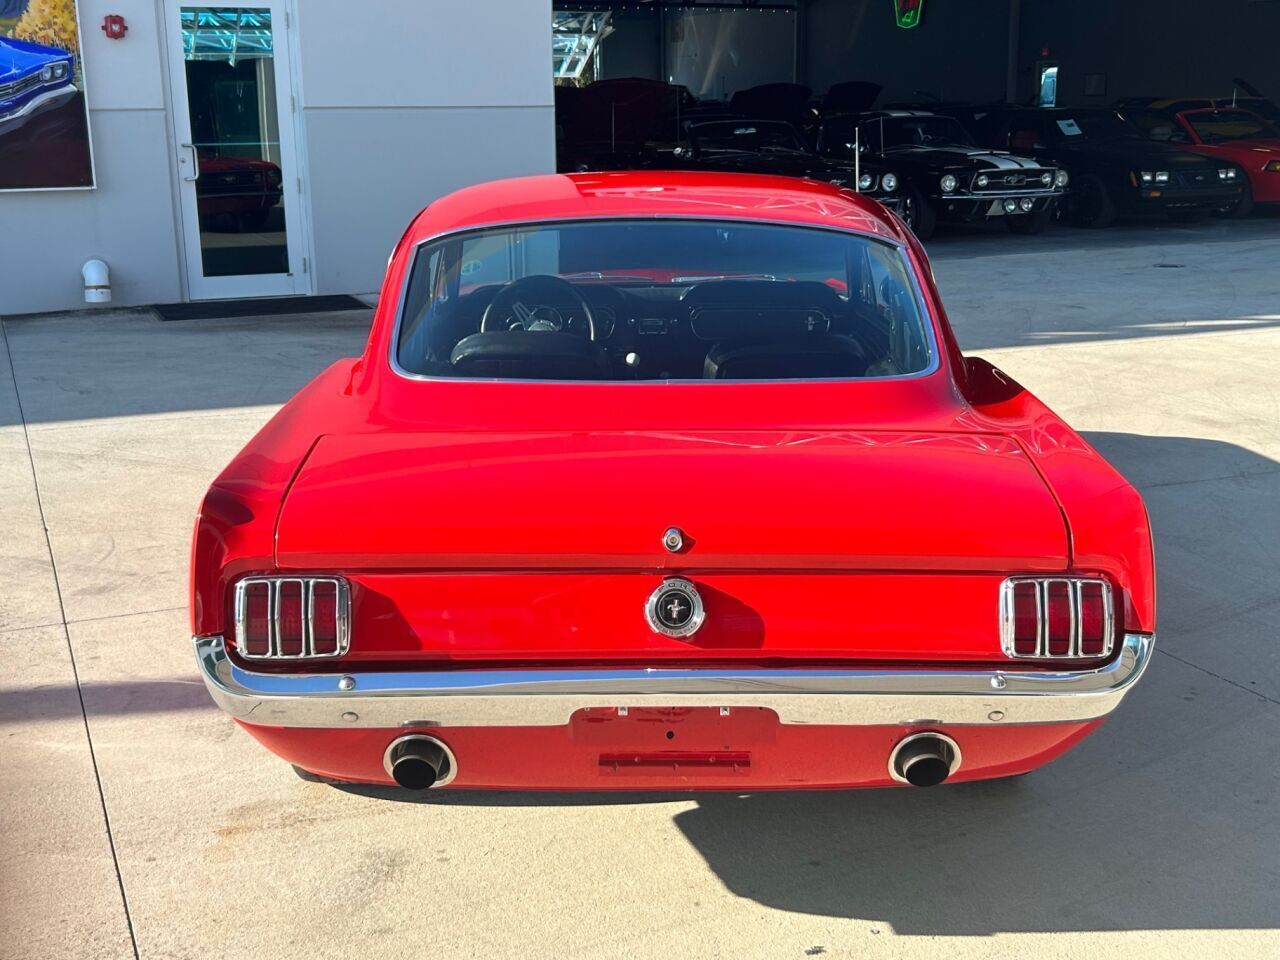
[403,171,905,246]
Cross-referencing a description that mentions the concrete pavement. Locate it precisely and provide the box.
[1,220,1277,959]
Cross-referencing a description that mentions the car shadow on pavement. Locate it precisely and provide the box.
[0,677,215,725]
[332,432,1279,934]
[0,309,373,426]
[669,431,1279,933]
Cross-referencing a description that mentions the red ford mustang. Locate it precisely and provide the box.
[192,172,1155,792]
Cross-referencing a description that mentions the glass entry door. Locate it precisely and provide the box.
[165,3,308,299]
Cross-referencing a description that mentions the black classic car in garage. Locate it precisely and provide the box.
[813,111,1066,239]
[647,119,901,210]
[969,107,1245,227]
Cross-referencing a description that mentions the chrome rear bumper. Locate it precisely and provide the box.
[193,633,1153,729]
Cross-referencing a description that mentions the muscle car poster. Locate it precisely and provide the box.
[0,0,94,189]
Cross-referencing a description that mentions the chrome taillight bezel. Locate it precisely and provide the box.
[233,576,351,660]
[999,577,1115,660]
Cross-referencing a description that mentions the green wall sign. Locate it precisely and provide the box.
[894,0,924,29]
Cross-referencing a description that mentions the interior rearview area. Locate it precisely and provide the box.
[396,219,932,381]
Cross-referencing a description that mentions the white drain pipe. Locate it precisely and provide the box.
[82,259,111,304]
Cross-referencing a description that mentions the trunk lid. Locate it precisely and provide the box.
[276,430,1067,572]
[274,430,1068,663]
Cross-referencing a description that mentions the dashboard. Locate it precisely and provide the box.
[433,279,884,381]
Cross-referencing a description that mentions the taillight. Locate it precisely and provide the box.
[1000,577,1114,660]
[1078,580,1108,656]
[233,577,350,659]
[311,580,339,655]
[277,580,305,656]
[1011,581,1038,656]
[242,581,272,657]
[1045,580,1072,656]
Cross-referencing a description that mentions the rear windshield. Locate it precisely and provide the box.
[395,220,932,382]
[1185,110,1279,143]
[689,121,809,154]
[861,116,976,150]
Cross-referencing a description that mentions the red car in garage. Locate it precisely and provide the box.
[195,153,284,230]
[1121,106,1280,214]
[191,172,1155,793]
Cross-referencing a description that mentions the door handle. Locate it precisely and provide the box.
[180,143,200,182]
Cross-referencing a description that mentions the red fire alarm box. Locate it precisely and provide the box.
[102,15,128,39]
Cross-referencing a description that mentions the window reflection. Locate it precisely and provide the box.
[181,8,287,277]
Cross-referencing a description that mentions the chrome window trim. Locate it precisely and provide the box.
[999,576,1115,661]
[233,577,350,660]
[386,214,943,387]
[193,631,1154,730]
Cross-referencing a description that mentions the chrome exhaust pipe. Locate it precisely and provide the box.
[889,732,961,787]
[383,735,457,790]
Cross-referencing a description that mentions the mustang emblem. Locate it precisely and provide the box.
[645,578,705,639]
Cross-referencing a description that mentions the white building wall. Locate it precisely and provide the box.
[0,0,555,316]
[295,0,555,297]
[1,0,183,315]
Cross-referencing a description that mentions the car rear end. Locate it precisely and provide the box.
[192,418,1154,791]
[190,180,1154,792]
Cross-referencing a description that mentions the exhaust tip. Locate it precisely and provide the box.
[889,732,961,787]
[383,735,456,791]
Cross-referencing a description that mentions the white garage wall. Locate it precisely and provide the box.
[1,0,184,316]
[294,0,555,297]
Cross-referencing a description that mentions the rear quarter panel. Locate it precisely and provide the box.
[189,359,363,637]
[960,357,1156,634]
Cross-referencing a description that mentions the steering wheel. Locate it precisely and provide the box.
[480,275,597,341]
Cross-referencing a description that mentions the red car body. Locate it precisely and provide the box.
[195,153,284,225]
[1161,108,1280,204]
[192,172,1155,792]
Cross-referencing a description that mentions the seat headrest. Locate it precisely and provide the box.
[703,334,868,380]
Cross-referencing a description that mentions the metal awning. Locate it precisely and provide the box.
[553,11,612,80]
[181,9,274,64]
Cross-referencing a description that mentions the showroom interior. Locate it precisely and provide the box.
[557,1,1280,110]
[3,0,1279,316]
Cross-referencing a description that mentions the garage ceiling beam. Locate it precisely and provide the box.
[555,2,798,11]
[1006,0,1021,103]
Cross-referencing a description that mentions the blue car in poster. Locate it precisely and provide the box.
[0,35,77,136]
